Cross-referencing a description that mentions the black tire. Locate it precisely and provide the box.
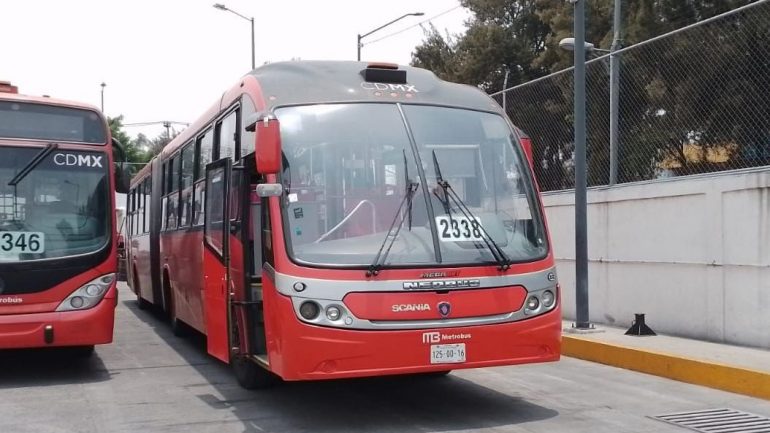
[162,272,186,337]
[231,355,278,390]
[170,313,187,338]
[422,370,452,377]
[70,345,95,358]
[168,297,187,338]
[134,273,149,310]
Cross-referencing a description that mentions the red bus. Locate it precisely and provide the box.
[0,81,128,354]
[127,62,560,388]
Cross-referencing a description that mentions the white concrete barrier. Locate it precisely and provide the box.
[544,168,770,349]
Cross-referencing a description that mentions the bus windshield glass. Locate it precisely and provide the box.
[0,147,110,262]
[277,103,548,268]
[0,101,107,144]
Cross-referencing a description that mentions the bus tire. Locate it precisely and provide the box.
[71,345,95,358]
[134,273,149,310]
[163,271,186,337]
[170,315,187,337]
[422,370,452,377]
[231,356,276,390]
[168,299,187,338]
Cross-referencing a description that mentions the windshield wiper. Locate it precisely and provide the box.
[367,151,419,277]
[431,150,511,271]
[8,142,58,186]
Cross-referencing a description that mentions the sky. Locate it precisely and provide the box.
[2,0,471,140]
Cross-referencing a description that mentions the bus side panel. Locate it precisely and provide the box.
[261,273,286,377]
[202,244,229,362]
[161,230,206,333]
[135,233,152,303]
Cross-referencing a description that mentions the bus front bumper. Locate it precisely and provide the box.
[269,295,561,381]
[0,287,117,350]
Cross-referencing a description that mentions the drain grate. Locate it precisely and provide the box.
[651,408,770,433]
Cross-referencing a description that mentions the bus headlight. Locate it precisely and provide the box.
[56,273,115,312]
[70,296,85,309]
[525,296,540,311]
[85,284,103,297]
[542,290,555,308]
[299,301,320,320]
[325,305,342,321]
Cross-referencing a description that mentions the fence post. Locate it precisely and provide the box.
[609,0,622,185]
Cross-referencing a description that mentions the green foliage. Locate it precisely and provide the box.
[108,116,178,177]
[411,0,768,188]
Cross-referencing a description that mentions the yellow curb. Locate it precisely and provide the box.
[562,335,770,401]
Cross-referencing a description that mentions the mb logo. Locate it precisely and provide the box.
[422,332,440,344]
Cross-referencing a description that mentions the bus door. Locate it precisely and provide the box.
[228,165,265,357]
[203,158,232,362]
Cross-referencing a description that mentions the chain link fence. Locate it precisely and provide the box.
[493,0,770,192]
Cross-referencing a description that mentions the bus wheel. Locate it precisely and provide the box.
[70,345,95,358]
[169,307,187,338]
[163,272,186,337]
[133,273,149,310]
[422,370,452,377]
[231,355,277,390]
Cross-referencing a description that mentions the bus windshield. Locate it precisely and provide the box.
[0,101,107,144]
[0,147,110,262]
[277,103,548,268]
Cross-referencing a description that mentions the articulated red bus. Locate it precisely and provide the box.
[0,81,128,354]
[127,62,560,388]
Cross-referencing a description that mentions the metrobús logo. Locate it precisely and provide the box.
[0,296,23,304]
[422,332,472,344]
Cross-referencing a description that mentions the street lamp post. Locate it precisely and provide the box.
[558,0,622,331]
[357,12,424,61]
[559,1,621,186]
[572,0,590,329]
[213,3,255,71]
[100,82,106,113]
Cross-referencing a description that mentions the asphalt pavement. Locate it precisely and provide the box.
[1,283,768,433]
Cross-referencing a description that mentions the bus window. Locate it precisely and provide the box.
[180,143,194,227]
[240,95,256,157]
[143,177,151,233]
[217,110,238,161]
[197,128,213,180]
[166,155,179,230]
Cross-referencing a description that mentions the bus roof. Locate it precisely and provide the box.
[0,90,102,113]
[157,61,503,162]
[250,61,500,113]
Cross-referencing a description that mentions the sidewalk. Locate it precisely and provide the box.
[560,320,770,400]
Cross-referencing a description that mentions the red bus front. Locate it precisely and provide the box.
[253,102,560,381]
[0,95,118,351]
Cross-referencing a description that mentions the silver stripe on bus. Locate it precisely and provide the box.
[263,264,558,330]
[270,265,557,301]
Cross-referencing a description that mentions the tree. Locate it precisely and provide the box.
[109,115,146,176]
[411,0,768,188]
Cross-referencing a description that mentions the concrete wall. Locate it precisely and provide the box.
[543,168,770,349]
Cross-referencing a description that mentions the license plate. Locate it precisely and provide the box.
[430,343,466,364]
[0,231,45,254]
[435,215,483,242]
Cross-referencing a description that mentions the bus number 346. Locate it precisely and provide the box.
[0,232,44,254]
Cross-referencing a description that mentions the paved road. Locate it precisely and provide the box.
[1,284,768,433]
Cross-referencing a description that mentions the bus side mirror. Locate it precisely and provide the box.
[111,138,130,193]
[115,163,130,194]
[246,113,281,175]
